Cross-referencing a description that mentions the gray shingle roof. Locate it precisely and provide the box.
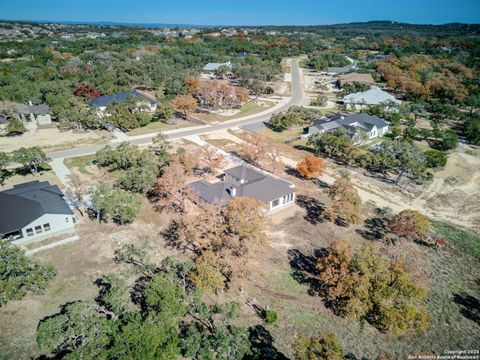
[14,104,50,115]
[89,91,157,107]
[311,113,388,133]
[0,181,73,235]
[191,164,294,205]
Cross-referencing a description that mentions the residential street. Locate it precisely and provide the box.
[48,58,304,160]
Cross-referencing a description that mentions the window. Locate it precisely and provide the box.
[35,225,42,234]
[43,223,51,231]
[26,228,34,236]
[271,198,281,209]
[282,193,294,204]
[65,217,69,223]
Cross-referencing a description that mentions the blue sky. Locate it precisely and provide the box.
[1,0,479,26]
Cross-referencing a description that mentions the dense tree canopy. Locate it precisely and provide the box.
[0,239,56,307]
[317,240,429,334]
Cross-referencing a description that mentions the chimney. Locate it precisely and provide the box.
[229,186,236,197]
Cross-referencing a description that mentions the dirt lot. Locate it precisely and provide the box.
[242,203,480,359]
[0,127,111,153]
[1,169,62,189]
[0,201,177,359]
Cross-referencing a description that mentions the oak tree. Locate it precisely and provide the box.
[296,154,325,179]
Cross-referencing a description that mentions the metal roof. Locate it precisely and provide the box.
[202,61,233,71]
[89,91,157,107]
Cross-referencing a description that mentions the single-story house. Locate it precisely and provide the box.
[342,87,401,110]
[0,181,76,243]
[89,91,157,116]
[202,61,233,74]
[14,102,52,125]
[302,113,389,141]
[191,164,295,212]
[337,72,375,87]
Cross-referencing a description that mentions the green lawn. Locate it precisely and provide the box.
[126,121,171,136]
[193,100,275,123]
[64,155,96,175]
[259,127,303,144]
[431,220,480,260]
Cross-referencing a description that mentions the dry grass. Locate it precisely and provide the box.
[0,127,111,153]
[192,100,274,123]
[0,199,177,359]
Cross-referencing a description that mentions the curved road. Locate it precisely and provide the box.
[49,58,304,160]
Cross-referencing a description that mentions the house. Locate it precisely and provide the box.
[342,87,401,109]
[325,64,356,75]
[14,102,52,125]
[302,113,389,141]
[202,61,233,75]
[337,72,375,87]
[0,181,75,243]
[191,164,295,212]
[88,91,157,116]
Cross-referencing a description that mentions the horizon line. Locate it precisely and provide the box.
[1,18,479,28]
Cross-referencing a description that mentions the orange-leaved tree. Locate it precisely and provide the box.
[296,154,325,179]
[173,94,197,118]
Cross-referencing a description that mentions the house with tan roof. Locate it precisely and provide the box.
[337,72,375,87]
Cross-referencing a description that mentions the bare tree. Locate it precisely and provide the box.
[66,171,86,216]
[199,146,226,174]
[154,163,195,213]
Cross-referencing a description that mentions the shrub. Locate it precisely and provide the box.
[424,149,447,168]
[388,209,430,241]
[310,95,328,107]
[264,309,278,324]
[292,332,345,360]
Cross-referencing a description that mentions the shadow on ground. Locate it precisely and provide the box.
[295,195,326,225]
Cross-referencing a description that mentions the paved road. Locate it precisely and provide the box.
[48,58,304,160]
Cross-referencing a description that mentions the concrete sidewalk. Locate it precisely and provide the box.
[49,158,71,186]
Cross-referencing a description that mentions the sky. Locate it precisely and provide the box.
[0,0,479,26]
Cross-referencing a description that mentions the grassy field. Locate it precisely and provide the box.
[259,127,303,144]
[64,154,96,175]
[192,100,275,123]
[431,221,480,260]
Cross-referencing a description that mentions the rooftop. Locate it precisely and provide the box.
[312,113,389,132]
[343,87,400,105]
[15,103,50,115]
[0,181,73,235]
[89,91,157,107]
[191,164,294,205]
[202,61,233,71]
[338,72,375,85]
